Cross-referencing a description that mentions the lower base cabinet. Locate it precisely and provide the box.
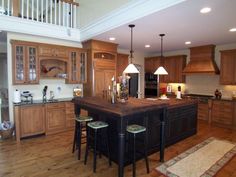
[14,101,77,141]
[19,105,45,138]
[46,103,66,135]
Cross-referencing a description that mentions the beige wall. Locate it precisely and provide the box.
[76,0,131,28]
[118,49,145,98]
[148,43,236,98]
[7,32,83,122]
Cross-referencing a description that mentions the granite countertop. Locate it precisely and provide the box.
[14,97,73,106]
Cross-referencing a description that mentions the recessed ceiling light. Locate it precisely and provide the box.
[200,7,211,14]
[185,41,191,45]
[109,37,116,41]
[229,28,236,32]
[145,45,150,48]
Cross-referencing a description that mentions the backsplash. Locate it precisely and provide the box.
[12,79,83,101]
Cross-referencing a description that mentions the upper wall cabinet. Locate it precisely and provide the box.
[145,55,186,83]
[220,49,236,85]
[12,40,87,85]
[12,41,39,85]
[38,45,68,58]
[66,49,87,84]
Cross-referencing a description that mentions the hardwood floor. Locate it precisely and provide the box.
[0,120,236,177]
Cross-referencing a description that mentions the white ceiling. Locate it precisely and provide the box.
[93,0,236,54]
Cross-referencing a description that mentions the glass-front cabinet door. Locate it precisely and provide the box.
[80,52,87,83]
[27,46,39,84]
[67,49,87,84]
[12,42,39,85]
[13,45,26,84]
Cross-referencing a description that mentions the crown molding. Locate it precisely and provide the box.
[0,15,81,42]
[80,0,186,41]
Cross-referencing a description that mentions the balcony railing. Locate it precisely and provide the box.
[0,0,79,28]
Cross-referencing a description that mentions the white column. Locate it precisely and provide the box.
[21,0,24,18]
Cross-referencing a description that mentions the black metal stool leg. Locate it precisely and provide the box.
[77,122,82,160]
[105,127,112,166]
[93,129,97,173]
[72,121,78,153]
[84,125,90,165]
[144,131,149,173]
[133,133,136,177]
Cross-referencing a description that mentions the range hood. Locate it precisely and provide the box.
[183,45,220,74]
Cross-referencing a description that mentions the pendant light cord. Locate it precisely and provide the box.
[159,34,165,63]
[129,24,135,63]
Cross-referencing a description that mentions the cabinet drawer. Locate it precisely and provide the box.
[47,103,65,109]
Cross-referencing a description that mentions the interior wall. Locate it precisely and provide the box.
[7,32,83,122]
[118,49,145,98]
[0,54,8,89]
[76,0,131,28]
[148,42,236,98]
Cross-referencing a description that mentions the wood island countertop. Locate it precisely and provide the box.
[72,97,197,117]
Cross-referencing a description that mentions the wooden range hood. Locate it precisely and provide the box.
[183,44,220,74]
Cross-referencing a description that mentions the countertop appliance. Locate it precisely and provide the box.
[21,91,33,103]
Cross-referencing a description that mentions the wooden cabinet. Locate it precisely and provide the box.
[14,104,45,141]
[12,41,39,84]
[82,40,118,96]
[66,49,87,84]
[116,53,128,79]
[144,55,186,83]
[65,102,76,129]
[38,45,68,58]
[46,102,66,135]
[211,100,234,127]
[220,49,236,85]
[198,102,209,121]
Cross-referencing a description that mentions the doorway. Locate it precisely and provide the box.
[0,32,9,123]
[129,64,141,98]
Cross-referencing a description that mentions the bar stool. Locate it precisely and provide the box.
[72,115,93,160]
[84,121,111,173]
[126,124,149,177]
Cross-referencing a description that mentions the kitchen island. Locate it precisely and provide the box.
[73,97,197,177]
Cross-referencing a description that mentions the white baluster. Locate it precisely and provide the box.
[73,5,76,28]
[45,0,48,23]
[11,0,13,16]
[67,3,69,28]
[50,0,52,24]
[70,3,72,28]
[7,0,10,16]
[36,0,38,21]
[26,0,29,19]
[32,0,34,20]
[58,0,61,26]
[62,1,64,26]
[41,0,43,22]
[2,0,4,13]
[54,0,57,25]
[21,0,24,18]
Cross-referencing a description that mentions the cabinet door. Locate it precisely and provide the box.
[13,45,26,84]
[175,56,186,83]
[20,105,45,137]
[117,53,129,79]
[211,100,233,127]
[163,58,176,83]
[94,69,105,97]
[46,103,66,134]
[27,46,39,84]
[67,51,80,84]
[220,51,236,85]
[79,52,87,83]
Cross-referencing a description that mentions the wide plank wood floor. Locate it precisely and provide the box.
[0,120,236,177]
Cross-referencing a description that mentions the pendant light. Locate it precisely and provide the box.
[154,34,168,97]
[123,24,140,73]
